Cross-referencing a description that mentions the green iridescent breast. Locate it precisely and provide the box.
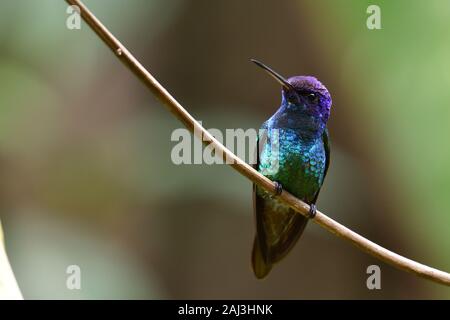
[258,128,326,202]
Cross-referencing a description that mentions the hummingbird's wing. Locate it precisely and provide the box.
[251,128,273,278]
[251,128,308,278]
[252,189,309,278]
[322,127,331,185]
[253,197,308,269]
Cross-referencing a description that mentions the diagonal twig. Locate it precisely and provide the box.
[65,0,450,286]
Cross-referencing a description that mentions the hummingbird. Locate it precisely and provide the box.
[251,59,332,279]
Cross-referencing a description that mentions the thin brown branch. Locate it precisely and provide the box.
[65,0,450,286]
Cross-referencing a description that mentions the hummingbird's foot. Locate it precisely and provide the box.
[308,204,317,219]
[274,181,283,196]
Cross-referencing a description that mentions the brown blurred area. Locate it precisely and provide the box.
[0,0,448,299]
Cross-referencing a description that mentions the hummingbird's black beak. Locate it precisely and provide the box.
[251,59,294,91]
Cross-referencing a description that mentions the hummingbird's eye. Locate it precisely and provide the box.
[306,93,319,105]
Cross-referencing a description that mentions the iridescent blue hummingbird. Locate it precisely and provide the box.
[251,59,331,278]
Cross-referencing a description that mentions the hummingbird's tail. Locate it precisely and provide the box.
[251,237,272,279]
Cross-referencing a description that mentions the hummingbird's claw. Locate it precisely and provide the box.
[274,181,283,196]
[308,204,317,219]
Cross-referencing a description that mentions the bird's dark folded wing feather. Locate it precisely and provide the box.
[252,128,308,277]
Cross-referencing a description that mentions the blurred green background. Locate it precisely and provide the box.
[0,0,449,299]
